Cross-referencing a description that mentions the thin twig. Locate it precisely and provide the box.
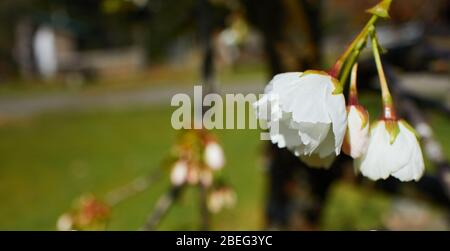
[199,184,210,230]
[104,169,162,206]
[142,185,183,230]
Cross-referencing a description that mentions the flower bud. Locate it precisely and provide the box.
[170,160,188,186]
[204,141,225,170]
[343,105,370,158]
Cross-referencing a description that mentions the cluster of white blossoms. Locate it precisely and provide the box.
[254,65,425,182]
[57,194,110,231]
[253,0,425,182]
[168,130,237,213]
[207,185,237,214]
[169,130,226,187]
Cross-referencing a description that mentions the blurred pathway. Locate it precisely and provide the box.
[0,83,264,119]
[0,73,448,120]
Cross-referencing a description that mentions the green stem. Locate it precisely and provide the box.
[350,64,358,94]
[370,29,392,106]
[370,28,398,121]
[336,15,378,71]
[338,45,361,88]
[347,63,360,106]
[334,16,378,93]
[331,0,393,94]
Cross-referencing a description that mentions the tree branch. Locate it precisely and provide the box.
[142,185,183,230]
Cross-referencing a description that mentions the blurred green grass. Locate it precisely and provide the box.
[0,90,448,230]
[0,105,265,230]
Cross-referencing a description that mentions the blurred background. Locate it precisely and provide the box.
[0,0,449,230]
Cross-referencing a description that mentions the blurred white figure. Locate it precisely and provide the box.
[215,12,249,66]
[34,26,58,78]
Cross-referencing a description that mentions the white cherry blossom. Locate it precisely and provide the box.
[356,120,424,181]
[254,71,347,167]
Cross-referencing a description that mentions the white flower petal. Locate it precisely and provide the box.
[204,142,225,170]
[358,122,402,180]
[278,74,331,124]
[170,161,188,186]
[269,115,302,148]
[254,71,347,165]
[57,214,73,231]
[253,93,282,122]
[325,82,347,155]
[271,72,303,90]
[357,121,424,181]
[253,95,270,120]
[391,122,425,181]
[345,106,370,158]
[295,122,331,155]
[315,126,336,158]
